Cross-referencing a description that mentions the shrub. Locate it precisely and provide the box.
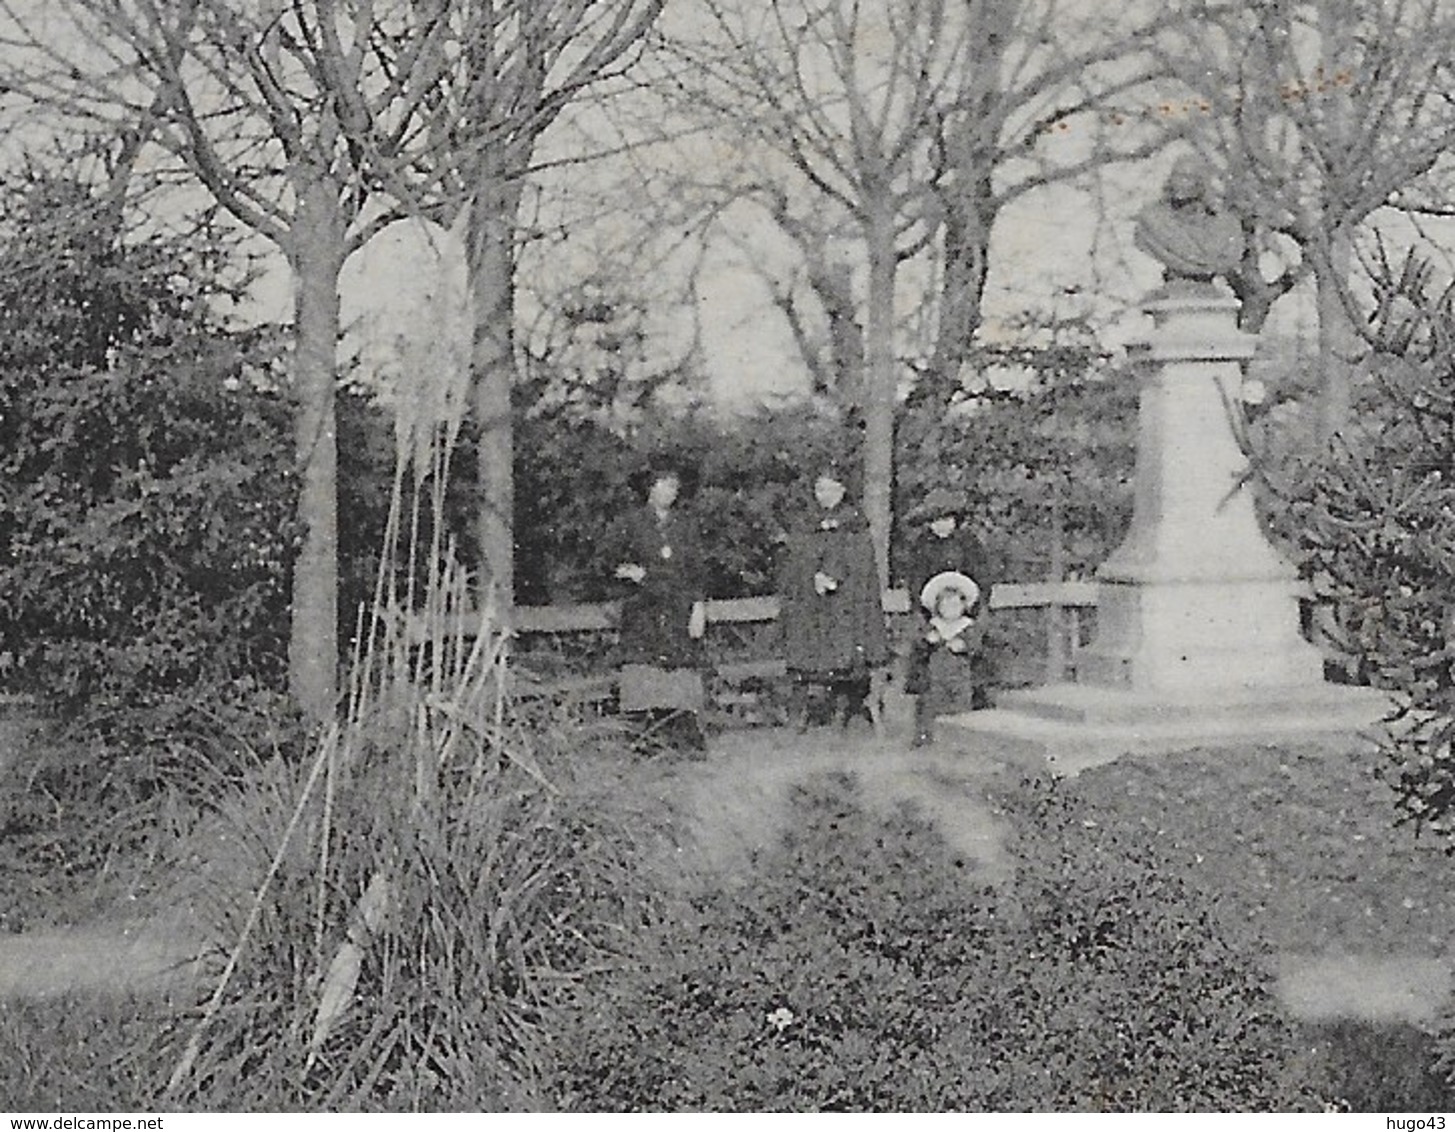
[895,316,1137,584]
[549,773,1326,1112]
[0,170,306,922]
[549,772,1000,1112]
[0,171,297,709]
[980,779,1322,1111]
[1255,258,1455,839]
[515,401,855,603]
[0,687,306,929]
[153,428,664,1109]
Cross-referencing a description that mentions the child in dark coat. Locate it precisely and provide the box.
[902,490,997,713]
[905,571,985,747]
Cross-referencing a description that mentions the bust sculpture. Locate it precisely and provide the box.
[1134,157,1244,283]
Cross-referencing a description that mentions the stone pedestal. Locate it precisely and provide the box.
[1077,286,1324,692]
[943,283,1390,771]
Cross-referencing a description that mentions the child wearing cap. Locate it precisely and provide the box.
[901,489,997,712]
[905,570,985,747]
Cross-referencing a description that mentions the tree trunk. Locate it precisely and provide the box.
[467,166,524,616]
[821,260,864,401]
[862,200,897,589]
[926,17,1002,409]
[286,169,345,720]
[930,187,991,403]
[1313,228,1357,445]
[1230,217,1296,334]
[1313,0,1358,446]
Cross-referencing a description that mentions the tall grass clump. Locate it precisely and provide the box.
[158,374,659,1110]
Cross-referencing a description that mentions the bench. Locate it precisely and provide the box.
[494,582,1100,716]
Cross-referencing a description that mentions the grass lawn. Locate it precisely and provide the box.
[1064,741,1454,959]
[2,729,1453,1110]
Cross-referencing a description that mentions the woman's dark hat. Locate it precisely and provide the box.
[914,486,965,523]
[632,449,699,497]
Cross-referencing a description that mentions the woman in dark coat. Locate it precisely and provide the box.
[614,454,708,750]
[777,467,888,729]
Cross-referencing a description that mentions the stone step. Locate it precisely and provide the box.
[942,682,1393,776]
[995,681,1393,727]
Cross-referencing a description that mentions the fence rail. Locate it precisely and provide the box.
[505,581,1099,637]
[450,581,1100,710]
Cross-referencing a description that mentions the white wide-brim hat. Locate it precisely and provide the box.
[920,570,981,613]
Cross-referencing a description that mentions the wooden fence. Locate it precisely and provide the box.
[492,581,1100,710]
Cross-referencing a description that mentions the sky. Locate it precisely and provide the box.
[10,0,1453,417]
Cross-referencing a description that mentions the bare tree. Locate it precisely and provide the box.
[445,1,666,614]
[0,1,412,716]
[1156,0,1455,442]
[663,0,978,581]
[923,0,1170,405]
[662,0,1169,581]
[0,0,664,714]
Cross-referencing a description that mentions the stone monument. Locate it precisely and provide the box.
[944,159,1389,772]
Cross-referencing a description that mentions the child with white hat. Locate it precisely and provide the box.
[904,570,985,747]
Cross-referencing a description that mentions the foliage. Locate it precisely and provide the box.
[1261,256,1455,1103]
[516,296,1136,605]
[159,698,656,1110]
[1316,1020,1451,1114]
[1070,744,1454,956]
[0,171,312,922]
[152,416,664,1110]
[516,396,855,603]
[1253,257,1455,841]
[896,317,1138,583]
[646,408,855,600]
[0,171,297,707]
[550,771,999,1112]
[549,771,1326,1112]
[0,688,305,931]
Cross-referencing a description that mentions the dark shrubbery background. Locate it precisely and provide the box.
[0,173,297,709]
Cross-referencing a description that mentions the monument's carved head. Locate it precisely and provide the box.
[1134,156,1244,284]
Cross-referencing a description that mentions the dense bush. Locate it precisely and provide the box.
[511,318,1136,607]
[516,400,855,602]
[895,317,1138,583]
[0,172,312,923]
[1241,257,1455,1100]
[0,994,168,1111]
[549,772,1326,1112]
[1254,259,1455,838]
[0,172,297,708]
[146,588,664,1111]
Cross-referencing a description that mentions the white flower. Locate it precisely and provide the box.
[766,1007,795,1032]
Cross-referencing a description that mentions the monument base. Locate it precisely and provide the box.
[940,681,1394,777]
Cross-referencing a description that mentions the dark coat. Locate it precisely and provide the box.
[615,505,705,670]
[778,503,888,678]
[905,525,996,613]
[905,618,986,708]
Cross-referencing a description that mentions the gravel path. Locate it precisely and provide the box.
[0,917,203,1001]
